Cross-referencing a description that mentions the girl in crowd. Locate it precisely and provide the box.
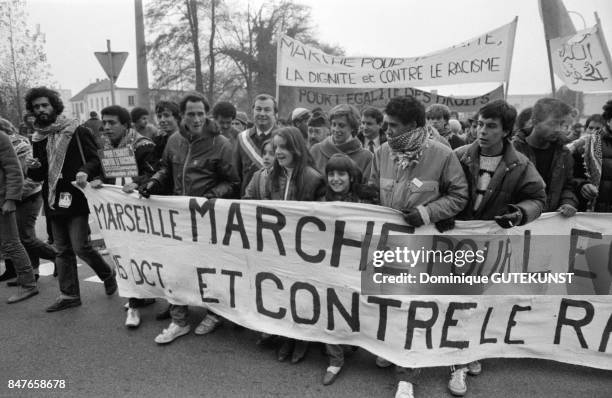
[243,139,274,200]
[321,153,377,386]
[263,126,326,363]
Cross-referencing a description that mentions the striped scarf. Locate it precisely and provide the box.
[387,126,429,169]
[32,115,79,209]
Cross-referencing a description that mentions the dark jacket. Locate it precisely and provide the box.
[221,126,240,147]
[0,132,24,207]
[29,126,102,217]
[357,131,387,148]
[100,130,157,187]
[82,118,104,149]
[455,141,546,224]
[263,166,326,201]
[151,119,239,198]
[233,125,279,196]
[512,132,578,211]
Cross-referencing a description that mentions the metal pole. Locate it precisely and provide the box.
[545,37,556,96]
[107,40,116,105]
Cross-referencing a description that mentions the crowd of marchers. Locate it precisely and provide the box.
[1,86,611,398]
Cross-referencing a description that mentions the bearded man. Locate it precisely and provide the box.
[25,87,117,312]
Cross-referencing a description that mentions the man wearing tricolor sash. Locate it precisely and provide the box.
[233,94,280,196]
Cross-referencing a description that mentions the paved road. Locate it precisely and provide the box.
[0,257,610,398]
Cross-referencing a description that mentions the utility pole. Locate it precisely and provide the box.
[135,0,150,110]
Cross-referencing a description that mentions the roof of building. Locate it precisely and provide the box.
[70,79,133,102]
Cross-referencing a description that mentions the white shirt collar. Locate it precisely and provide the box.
[257,126,274,136]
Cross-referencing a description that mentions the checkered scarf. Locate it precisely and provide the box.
[32,115,79,209]
[387,126,429,169]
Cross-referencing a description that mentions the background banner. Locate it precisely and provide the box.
[276,19,517,88]
[277,85,505,117]
[86,186,612,369]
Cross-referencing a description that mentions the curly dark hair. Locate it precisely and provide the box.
[102,105,132,128]
[384,96,426,127]
[602,100,612,122]
[24,86,64,115]
[212,101,237,119]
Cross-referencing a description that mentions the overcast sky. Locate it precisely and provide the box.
[25,0,612,97]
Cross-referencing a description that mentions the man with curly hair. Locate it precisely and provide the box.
[369,95,468,398]
[25,87,117,312]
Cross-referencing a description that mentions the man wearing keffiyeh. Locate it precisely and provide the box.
[368,95,468,398]
[25,87,117,313]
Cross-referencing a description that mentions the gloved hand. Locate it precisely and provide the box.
[402,208,424,227]
[557,204,577,217]
[138,180,159,198]
[494,207,523,228]
[434,217,455,233]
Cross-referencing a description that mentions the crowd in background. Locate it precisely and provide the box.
[1,86,612,398]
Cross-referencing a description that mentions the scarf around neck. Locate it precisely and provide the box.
[387,126,429,169]
[33,115,79,209]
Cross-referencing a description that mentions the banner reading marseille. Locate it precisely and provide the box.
[277,18,517,88]
[86,186,612,370]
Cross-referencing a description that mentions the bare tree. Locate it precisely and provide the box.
[0,0,52,124]
[218,1,343,104]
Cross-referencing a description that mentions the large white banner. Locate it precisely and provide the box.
[277,19,517,88]
[550,25,612,92]
[87,186,612,369]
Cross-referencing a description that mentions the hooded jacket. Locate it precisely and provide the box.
[455,141,546,223]
[369,139,468,224]
[512,132,578,211]
[151,118,239,198]
[309,136,373,184]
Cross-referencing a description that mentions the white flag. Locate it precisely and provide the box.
[550,25,612,92]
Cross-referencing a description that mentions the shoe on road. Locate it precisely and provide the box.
[322,366,342,385]
[46,297,82,312]
[154,322,190,344]
[194,313,221,335]
[468,360,482,376]
[7,287,39,304]
[104,270,117,295]
[125,308,141,328]
[395,381,415,398]
[291,340,308,364]
[448,367,468,396]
